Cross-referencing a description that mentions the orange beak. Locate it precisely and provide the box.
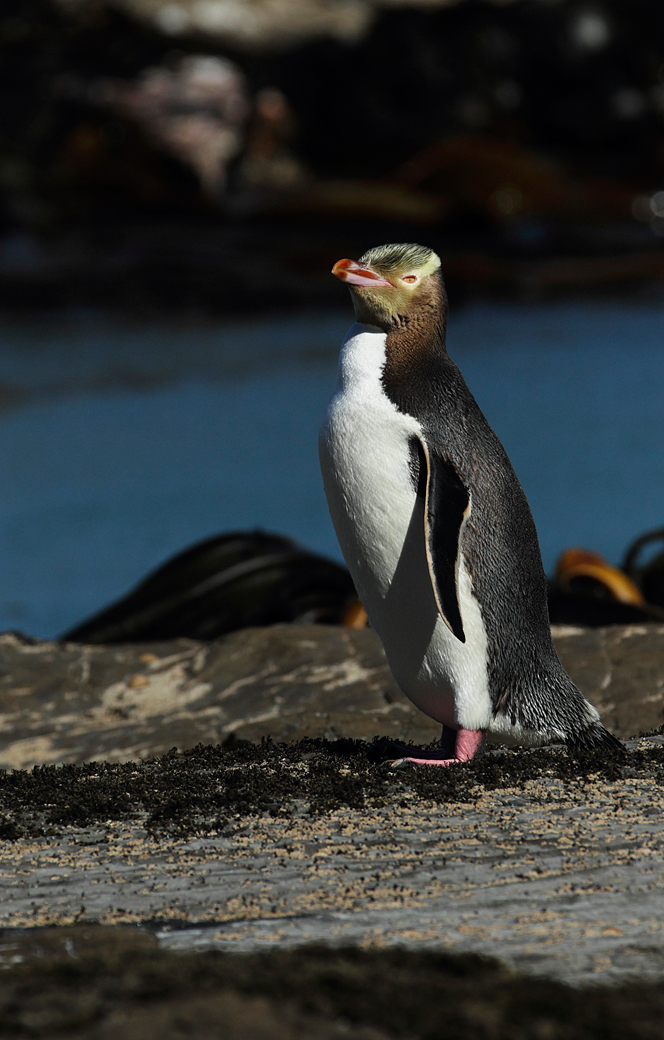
[331,258,392,287]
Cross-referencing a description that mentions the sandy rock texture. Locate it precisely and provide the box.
[0,626,420,770]
[1,624,664,770]
[1,735,664,987]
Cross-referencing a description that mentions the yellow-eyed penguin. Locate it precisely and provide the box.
[319,243,622,765]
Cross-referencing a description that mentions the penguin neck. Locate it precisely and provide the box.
[380,295,448,402]
[347,275,449,402]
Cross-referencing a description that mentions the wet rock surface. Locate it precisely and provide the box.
[3,625,664,1005]
[1,624,664,770]
[1,736,664,989]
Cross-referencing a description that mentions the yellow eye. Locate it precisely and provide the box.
[402,274,418,284]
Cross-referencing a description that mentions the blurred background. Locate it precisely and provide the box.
[2,0,664,638]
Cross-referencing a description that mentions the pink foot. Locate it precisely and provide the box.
[390,726,484,768]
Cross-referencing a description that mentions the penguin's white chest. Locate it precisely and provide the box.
[319,323,491,732]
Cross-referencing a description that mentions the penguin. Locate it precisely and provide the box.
[319,243,622,765]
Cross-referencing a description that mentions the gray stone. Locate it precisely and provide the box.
[0,626,426,770]
[2,735,664,986]
[3,622,664,988]
[0,623,663,770]
[553,624,664,739]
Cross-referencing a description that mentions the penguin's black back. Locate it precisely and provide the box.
[382,331,617,748]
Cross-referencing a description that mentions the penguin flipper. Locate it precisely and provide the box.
[420,441,470,643]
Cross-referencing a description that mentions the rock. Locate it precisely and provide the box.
[3,657,664,992]
[552,624,664,739]
[0,626,430,770]
[3,735,664,987]
[4,925,664,1035]
[1,624,664,770]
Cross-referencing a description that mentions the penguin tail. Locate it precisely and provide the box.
[566,722,625,754]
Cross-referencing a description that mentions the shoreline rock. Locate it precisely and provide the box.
[3,628,664,996]
[1,623,664,770]
[2,734,664,988]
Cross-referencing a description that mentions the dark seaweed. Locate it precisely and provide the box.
[0,735,656,841]
[0,925,664,1038]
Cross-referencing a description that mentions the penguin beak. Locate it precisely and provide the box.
[332,258,392,287]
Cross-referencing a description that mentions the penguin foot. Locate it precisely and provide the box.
[385,727,484,769]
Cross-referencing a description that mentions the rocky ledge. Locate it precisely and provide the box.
[0,623,663,770]
[2,733,664,991]
[3,622,664,1009]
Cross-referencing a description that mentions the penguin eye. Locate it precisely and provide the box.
[402,274,418,284]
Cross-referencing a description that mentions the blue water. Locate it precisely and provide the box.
[0,301,662,639]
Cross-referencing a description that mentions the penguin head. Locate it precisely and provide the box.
[332,243,444,329]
